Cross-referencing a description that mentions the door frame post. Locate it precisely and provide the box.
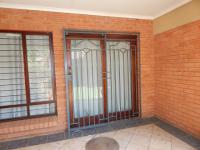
[63,30,71,133]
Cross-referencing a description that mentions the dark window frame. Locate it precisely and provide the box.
[0,30,57,122]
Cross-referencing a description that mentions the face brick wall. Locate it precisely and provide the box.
[155,20,200,138]
[0,8,154,141]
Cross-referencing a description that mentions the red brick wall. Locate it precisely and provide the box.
[155,20,200,138]
[0,8,154,141]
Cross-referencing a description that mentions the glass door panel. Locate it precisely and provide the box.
[106,41,132,119]
[69,39,104,127]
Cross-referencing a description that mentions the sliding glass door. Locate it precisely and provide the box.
[65,33,137,129]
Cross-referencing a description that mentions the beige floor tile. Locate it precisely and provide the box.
[135,124,154,137]
[149,135,172,150]
[152,126,172,141]
[149,147,164,150]
[18,142,64,150]
[129,133,152,147]
[74,135,95,142]
[126,143,149,150]
[113,130,133,149]
[120,127,137,135]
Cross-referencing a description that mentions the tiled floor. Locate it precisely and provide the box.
[15,124,197,150]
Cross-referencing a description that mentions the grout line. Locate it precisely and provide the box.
[147,125,154,150]
[123,129,135,150]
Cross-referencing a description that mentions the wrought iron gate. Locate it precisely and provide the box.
[64,31,140,131]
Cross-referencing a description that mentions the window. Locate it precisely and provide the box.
[0,31,56,121]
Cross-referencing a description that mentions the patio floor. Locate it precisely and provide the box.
[15,123,197,150]
[1,118,199,150]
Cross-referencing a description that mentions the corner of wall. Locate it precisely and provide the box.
[153,0,200,35]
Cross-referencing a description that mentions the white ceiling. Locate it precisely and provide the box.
[0,0,192,19]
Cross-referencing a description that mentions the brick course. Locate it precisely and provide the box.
[155,20,200,139]
[0,8,155,141]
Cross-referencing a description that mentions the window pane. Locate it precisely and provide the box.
[26,35,53,103]
[30,103,55,116]
[0,106,27,120]
[0,33,27,120]
[106,41,132,113]
[71,40,103,118]
[0,33,26,107]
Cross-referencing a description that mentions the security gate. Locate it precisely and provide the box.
[64,31,140,131]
